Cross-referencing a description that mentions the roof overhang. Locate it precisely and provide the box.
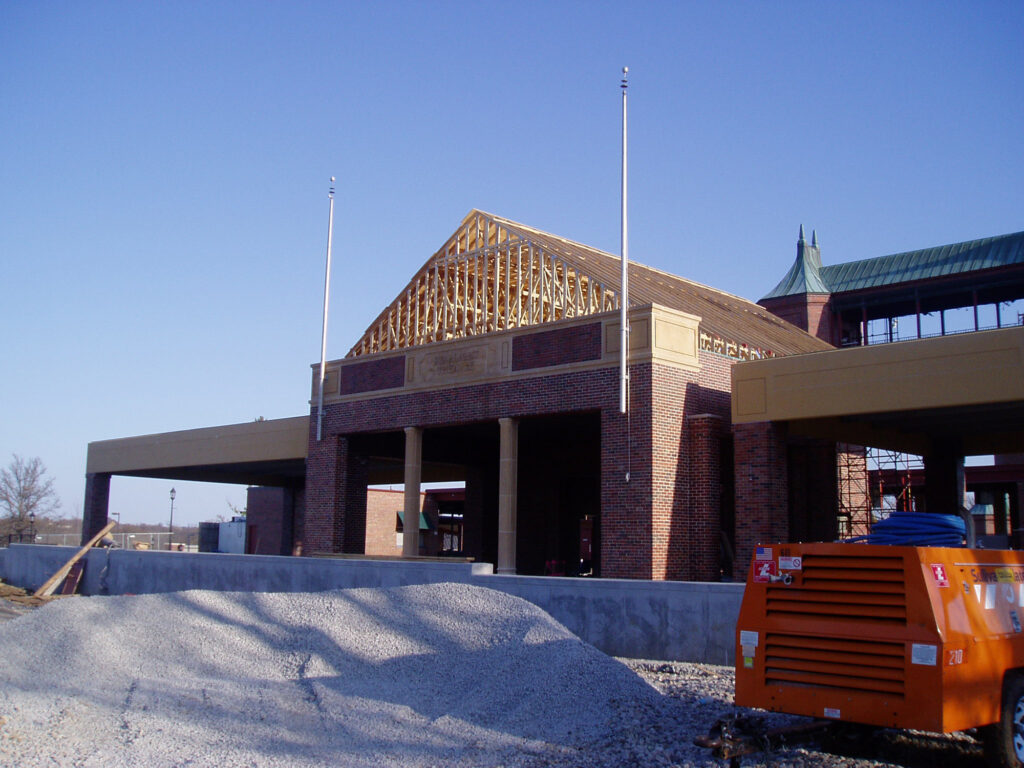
[732,326,1024,455]
[86,416,309,486]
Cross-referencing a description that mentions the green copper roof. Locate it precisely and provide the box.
[762,230,1024,300]
[762,227,829,298]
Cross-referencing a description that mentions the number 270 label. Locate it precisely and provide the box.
[946,648,965,666]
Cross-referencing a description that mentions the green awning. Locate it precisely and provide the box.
[396,511,431,530]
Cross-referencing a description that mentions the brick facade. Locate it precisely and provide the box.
[246,486,299,556]
[733,421,789,578]
[512,322,602,371]
[340,355,406,395]
[364,488,407,555]
[760,294,836,345]
[307,339,752,581]
[81,473,111,546]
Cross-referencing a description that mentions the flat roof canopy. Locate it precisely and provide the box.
[86,416,472,487]
[86,416,310,486]
[732,326,1024,456]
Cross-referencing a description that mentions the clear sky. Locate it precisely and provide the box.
[2,1,1022,527]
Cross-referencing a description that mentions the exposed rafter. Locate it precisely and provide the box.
[349,211,621,357]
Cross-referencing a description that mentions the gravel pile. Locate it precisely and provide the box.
[0,583,987,767]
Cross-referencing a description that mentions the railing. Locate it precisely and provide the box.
[13,532,197,551]
[3,532,37,547]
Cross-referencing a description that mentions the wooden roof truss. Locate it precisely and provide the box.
[349,212,622,357]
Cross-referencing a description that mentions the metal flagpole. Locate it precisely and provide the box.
[316,177,336,442]
[619,67,629,416]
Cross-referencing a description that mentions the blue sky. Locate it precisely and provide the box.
[2,1,1022,527]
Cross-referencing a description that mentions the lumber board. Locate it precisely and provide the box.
[34,520,115,597]
[60,560,86,595]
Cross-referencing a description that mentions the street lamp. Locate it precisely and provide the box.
[169,488,176,551]
[28,511,35,543]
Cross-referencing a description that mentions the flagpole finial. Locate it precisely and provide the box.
[621,66,628,89]
[329,176,336,198]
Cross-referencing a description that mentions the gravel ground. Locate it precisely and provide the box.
[0,583,988,767]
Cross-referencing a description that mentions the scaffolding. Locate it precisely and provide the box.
[837,444,871,538]
[836,446,926,537]
[868,447,922,515]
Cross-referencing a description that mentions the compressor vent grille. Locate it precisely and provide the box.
[766,553,907,625]
[764,633,906,698]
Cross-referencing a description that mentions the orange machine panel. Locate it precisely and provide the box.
[735,542,1024,734]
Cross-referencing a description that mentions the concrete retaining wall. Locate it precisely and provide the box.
[1,545,743,664]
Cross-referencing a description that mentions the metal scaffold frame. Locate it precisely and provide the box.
[836,444,871,538]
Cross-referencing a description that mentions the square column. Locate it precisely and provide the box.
[82,472,111,544]
[403,426,423,557]
[497,417,519,574]
[687,414,723,581]
[733,421,789,579]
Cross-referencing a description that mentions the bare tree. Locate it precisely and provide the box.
[0,455,61,540]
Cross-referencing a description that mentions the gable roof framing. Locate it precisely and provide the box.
[349,211,620,357]
[348,210,830,360]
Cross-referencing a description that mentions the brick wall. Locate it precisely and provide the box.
[340,355,406,395]
[245,486,294,556]
[733,421,789,578]
[306,346,739,581]
[687,414,724,581]
[512,322,602,371]
[364,488,420,556]
[760,294,836,345]
[304,434,368,554]
[82,473,111,544]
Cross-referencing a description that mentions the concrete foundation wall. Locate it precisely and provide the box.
[1,545,742,664]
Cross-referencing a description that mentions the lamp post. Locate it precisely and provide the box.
[28,511,35,543]
[169,488,176,551]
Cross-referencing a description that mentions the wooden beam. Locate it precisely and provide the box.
[34,520,116,598]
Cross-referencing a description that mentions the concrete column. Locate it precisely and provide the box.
[82,473,112,544]
[403,427,423,558]
[497,417,519,574]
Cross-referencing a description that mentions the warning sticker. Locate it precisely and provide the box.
[743,656,754,669]
[753,560,778,583]
[740,630,759,648]
[779,556,802,571]
[930,564,950,588]
[998,568,1016,584]
[823,708,841,719]
[911,644,938,666]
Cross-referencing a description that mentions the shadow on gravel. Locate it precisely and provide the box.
[815,725,986,768]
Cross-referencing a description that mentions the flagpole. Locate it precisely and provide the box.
[619,67,629,415]
[316,177,336,441]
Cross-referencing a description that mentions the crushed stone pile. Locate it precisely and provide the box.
[0,583,683,768]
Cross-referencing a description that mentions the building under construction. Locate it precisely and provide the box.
[753,227,1024,546]
[81,215,1024,580]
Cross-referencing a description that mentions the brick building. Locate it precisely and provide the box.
[83,210,898,581]
[740,227,1024,552]
[80,216,1024,581]
[301,210,828,580]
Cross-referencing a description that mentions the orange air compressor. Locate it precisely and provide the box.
[734,542,1024,767]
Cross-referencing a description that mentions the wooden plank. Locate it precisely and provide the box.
[60,561,86,595]
[34,520,116,597]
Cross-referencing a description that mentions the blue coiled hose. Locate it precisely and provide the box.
[845,511,966,547]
